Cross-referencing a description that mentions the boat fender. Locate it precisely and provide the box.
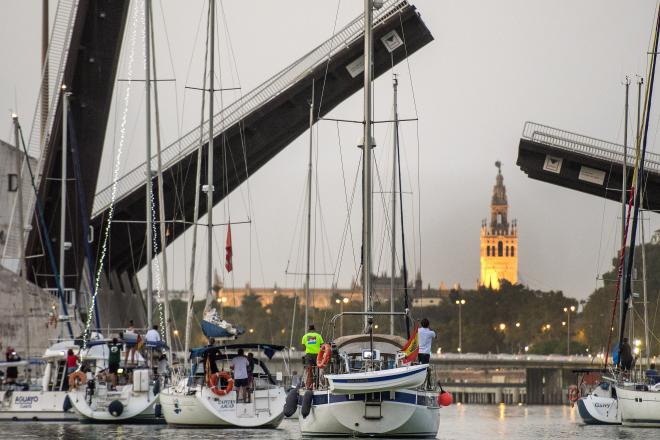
[153,379,161,395]
[437,391,453,407]
[154,403,162,418]
[567,385,579,407]
[108,400,124,417]
[301,390,313,418]
[62,394,73,412]
[316,344,332,369]
[283,389,298,417]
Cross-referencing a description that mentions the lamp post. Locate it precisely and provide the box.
[455,299,466,353]
[336,297,349,337]
[563,305,575,355]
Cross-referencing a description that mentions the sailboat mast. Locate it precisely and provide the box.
[207,0,216,307]
[145,0,153,327]
[184,4,211,366]
[619,6,660,352]
[60,87,70,341]
[14,114,29,360]
[362,0,374,326]
[619,78,629,339]
[304,82,314,331]
[390,75,398,335]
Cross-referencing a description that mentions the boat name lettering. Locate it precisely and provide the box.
[218,399,235,410]
[14,395,39,408]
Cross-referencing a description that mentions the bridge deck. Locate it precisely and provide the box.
[90,0,434,278]
[516,121,660,210]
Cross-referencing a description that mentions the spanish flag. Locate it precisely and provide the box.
[401,325,419,363]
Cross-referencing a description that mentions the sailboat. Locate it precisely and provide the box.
[67,0,167,423]
[612,3,660,427]
[296,1,440,437]
[159,0,286,428]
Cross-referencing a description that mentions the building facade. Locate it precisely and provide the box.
[480,162,518,289]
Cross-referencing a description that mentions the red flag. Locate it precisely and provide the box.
[225,224,233,272]
[401,325,419,363]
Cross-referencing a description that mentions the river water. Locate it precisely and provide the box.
[0,405,653,439]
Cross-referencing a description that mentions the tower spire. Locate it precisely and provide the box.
[480,162,518,289]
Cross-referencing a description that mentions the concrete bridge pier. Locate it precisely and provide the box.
[526,368,564,404]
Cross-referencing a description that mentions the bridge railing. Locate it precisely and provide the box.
[92,0,411,215]
[522,121,660,173]
[1,0,79,266]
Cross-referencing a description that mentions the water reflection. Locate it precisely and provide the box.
[0,406,655,440]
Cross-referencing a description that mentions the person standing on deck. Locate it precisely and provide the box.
[107,337,122,390]
[231,348,250,403]
[418,318,436,364]
[301,324,324,389]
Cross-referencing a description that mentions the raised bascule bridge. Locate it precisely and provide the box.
[517,121,660,209]
[18,0,434,328]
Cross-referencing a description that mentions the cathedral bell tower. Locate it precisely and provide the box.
[480,161,518,289]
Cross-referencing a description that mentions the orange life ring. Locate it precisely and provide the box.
[209,371,234,396]
[568,385,579,406]
[68,370,87,389]
[316,344,332,368]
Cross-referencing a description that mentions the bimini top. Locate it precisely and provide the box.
[334,334,407,355]
[190,343,285,360]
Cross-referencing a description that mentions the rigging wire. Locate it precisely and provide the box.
[82,0,141,349]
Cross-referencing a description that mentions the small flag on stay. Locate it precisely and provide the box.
[225,224,233,272]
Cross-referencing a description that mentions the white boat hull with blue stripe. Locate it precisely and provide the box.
[325,364,428,394]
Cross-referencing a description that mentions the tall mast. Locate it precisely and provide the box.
[637,76,650,367]
[304,82,314,331]
[206,0,216,309]
[149,2,172,361]
[60,87,70,337]
[362,0,374,326]
[145,0,153,327]
[184,3,211,366]
[14,114,29,361]
[390,75,398,335]
[619,77,629,339]
[619,5,660,352]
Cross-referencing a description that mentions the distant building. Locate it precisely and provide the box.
[0,138,36,272]
[480,162,518,289]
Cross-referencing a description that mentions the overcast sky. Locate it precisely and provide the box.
[2,0,660,302]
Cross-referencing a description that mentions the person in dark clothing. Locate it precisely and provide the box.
[5,348,20,384]
[108,337,122,389]
[247,352,255,392]
[619,338,634,371]
[204,337,220,374]
[647,363,659,385]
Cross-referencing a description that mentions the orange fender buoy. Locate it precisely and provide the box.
[209,371,234,396]
[568,385,579,407]
[68,370,87,389]
[437,391,453,407]
[316,344,332,369]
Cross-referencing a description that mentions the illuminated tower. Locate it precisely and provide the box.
[480,161,518,289]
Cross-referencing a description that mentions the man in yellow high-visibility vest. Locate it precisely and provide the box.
[301,324,324,388]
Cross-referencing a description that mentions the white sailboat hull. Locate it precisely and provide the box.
[576,394,620,425]
[160,385,286,428]
[299,389,439,437]
[0,390,76,421]
[325,364,428,394]
[617,385,660,427]
[68,385,162,423]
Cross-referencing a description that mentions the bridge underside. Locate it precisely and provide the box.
[91,4,434,279]
[517,123,660,210]
[26,1,129,294]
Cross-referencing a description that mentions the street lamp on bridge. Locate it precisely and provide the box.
[455,299,466,353]
[563,305,576,355]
